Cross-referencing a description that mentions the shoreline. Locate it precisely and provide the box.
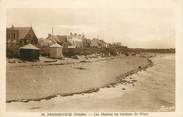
[7,55,120,68]
[6,55,154,103]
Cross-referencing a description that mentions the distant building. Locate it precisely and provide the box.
[45,34,69,48]
[40,33,94,49]
[19,44,40,61]
[90,38,107,48]
[112,42,122,46]
[6,25,38,57]
[67,33,84,48]
[49,43,63,59]
[82,38,91,48]
[7,25,38,46]
[38,38,53,47]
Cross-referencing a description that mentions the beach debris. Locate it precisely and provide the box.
[106,85,111,88]
[80,60,88,63]
[132,83,135,86]
[8,59,16,63]
[8,61,16,63]
[62,88,100,97]
[120,79,129,84]
[21,99,29,103]
[110,83,116,87]
[119,78,137,86]
[44,60,57,63]
[131,53,136,56]
[125,53,129,56]
[71,55,79,59]
[30,106,41,110]
[131,79,137,82]
[122,88,126,90]
[86,54,99,58]
[75,67,87,70]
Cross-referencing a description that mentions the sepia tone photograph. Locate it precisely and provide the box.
[5,5,176,113]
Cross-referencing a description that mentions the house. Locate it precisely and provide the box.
[6,25,38,57]
[90,38,107,48]
[38,38,53,47]
[67,33,84,48]
[38,34,71,56]
[7,25,38,46]
[39,34,71,48]
[82,38,91,48]
[45,34,70,48]
[49,43,63,59]
[19,44,40,61]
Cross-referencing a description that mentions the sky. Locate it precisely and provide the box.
[6,0,176,48]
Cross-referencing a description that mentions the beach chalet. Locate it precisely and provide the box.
[19,44,40,61]
[49,43,63,59]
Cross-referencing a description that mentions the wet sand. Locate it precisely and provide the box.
[7,55,149,102]
[6,54,175,112]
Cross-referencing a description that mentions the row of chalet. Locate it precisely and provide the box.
[7,25,127,60]
[39,33,108,49]
[7,25,64,60]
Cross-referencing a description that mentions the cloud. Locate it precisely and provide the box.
[57,25,98,33]
[7,7,176,48]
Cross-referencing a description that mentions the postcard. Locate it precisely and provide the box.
[0,0,183,117]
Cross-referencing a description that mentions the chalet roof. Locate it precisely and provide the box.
[7,26,33,39]
[20,44,40,50]
[50,43,62,48]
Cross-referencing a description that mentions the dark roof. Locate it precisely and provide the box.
[7,27,33,39]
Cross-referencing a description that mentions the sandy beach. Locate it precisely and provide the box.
[7,55,175,112]
[6,54,175,112]
[7,55,150,102]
